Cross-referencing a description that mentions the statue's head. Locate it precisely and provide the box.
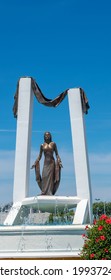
[44,131,52,142]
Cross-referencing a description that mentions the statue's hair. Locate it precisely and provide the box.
[44,131,52,142]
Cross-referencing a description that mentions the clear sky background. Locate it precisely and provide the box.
[0,0,111,205]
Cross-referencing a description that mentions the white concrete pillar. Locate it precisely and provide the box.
[13,78,33,203]
[68,89,92,223]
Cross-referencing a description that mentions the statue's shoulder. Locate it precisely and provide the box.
[51,141,55,146]
[51,142,57,149]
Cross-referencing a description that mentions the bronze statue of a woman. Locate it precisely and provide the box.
[31,132,63,195]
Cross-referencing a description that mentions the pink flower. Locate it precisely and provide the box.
[104,248,108,253]
[95,238,100,243]
[99,214,108,220]
[93,219,97,225]
[90,253,95,259]
[85,225,89,230]
[98,225,103,231]
[105,218,111,224]
[100,235,106,241]
[82,234,86,238]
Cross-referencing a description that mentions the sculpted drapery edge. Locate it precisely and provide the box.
[13,77,90,118]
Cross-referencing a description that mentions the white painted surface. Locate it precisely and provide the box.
[4,202,22,225]
[13,78,33,202]
[22,195,81,211]
[73,199,88,224]
[4,196,81,225]
[68,89,92,223]
[0,225,86,258]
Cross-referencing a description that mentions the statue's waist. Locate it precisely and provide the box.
[44,155,54,163]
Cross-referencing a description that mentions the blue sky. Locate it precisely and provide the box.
[0,0,111,205]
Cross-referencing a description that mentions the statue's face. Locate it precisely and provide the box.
[44,132,51,142]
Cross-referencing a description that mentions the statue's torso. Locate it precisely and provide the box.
[42,142,55,161]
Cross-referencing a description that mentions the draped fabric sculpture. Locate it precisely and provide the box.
[13,77,90,118]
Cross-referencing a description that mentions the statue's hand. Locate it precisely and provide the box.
[31,159,40,169]
[31,164,35,169]
[57,158,63,168]
[59,162,63,168]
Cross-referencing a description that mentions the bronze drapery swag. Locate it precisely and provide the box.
[13,77,90,118]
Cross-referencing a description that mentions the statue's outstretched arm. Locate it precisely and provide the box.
[37,144,43,161]
[31,144,43,169]
[54,143,63,168]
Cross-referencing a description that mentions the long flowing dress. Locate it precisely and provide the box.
[34,142,61,195]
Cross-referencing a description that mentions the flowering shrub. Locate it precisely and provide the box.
[80,214,111,259]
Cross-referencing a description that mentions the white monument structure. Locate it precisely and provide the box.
[1,77,92,258]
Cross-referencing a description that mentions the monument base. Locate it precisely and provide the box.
[1,195,90,258]
[0,224,86,258]
[4,196,90,225]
